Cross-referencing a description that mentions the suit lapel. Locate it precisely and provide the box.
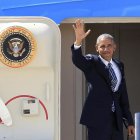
[113,59,124,90]
[93,56,111,86]
[93,56,124,91]
[113,59,123,74]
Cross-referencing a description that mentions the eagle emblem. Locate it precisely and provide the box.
[0,26,36,68]
[8,38,25,57]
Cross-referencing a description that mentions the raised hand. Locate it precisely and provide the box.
[73,19,91,46]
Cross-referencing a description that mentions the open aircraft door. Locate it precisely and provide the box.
[0,17,61,140]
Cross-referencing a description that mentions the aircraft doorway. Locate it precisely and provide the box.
[60,18,140,140]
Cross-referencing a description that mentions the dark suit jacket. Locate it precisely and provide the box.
[71,45,134,131]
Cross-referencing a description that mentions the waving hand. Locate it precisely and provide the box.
[73,19,91,46]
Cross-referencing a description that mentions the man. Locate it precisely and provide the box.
[71,19,135,140]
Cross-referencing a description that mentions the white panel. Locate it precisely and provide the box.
[0,17,61,140]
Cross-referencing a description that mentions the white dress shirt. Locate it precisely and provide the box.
[73,44,122,92]
[99,55,121,92]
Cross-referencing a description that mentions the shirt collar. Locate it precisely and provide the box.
[98,55,113,66]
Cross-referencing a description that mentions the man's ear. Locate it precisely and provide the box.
[95,45,99,52]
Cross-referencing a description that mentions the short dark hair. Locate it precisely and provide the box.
[96,33,115,46]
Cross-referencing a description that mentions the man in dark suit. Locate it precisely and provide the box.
[71,19,135,140]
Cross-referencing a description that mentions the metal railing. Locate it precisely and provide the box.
[135,112,140,140]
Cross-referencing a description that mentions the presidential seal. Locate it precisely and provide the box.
[0,26,36,68]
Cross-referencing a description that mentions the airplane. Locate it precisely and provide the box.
[0,0,140,140]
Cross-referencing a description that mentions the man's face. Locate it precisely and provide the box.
[96,38,116,61]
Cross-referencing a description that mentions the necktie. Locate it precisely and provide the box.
[108,63,118,92]
[108,63,118,112]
